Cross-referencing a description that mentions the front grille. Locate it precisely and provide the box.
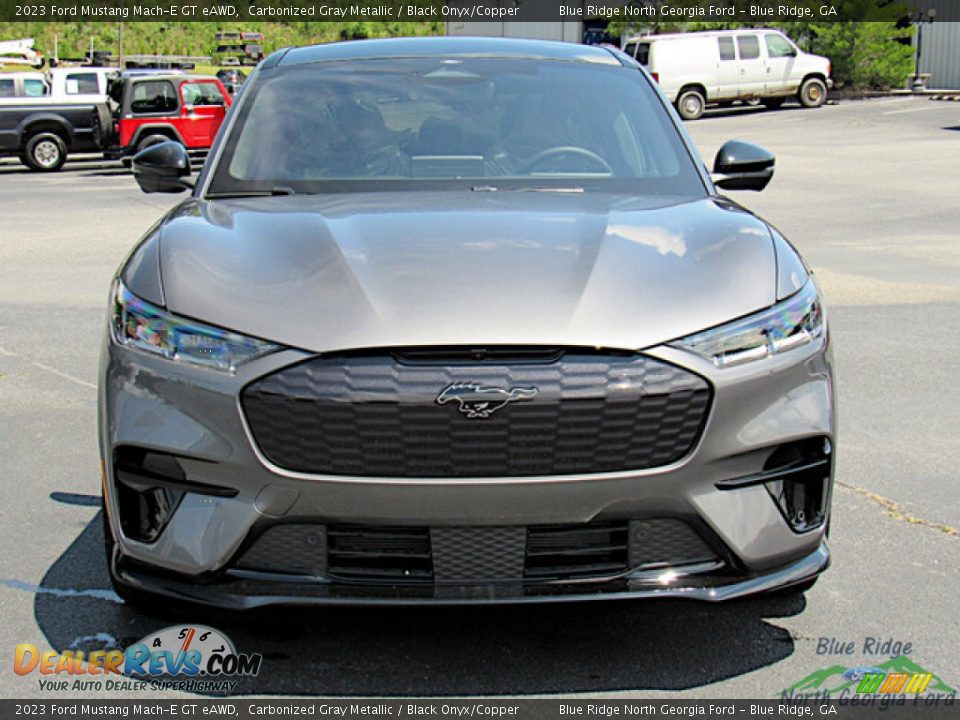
[241,349,710,478]
[233,519,718,585]
[526,522,629,579]
[326,526,432,582]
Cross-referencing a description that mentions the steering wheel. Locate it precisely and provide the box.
[523,146,614,175]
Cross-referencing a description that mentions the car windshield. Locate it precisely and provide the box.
[207,57,705,196]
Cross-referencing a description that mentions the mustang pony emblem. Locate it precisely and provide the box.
[436,383,538,419]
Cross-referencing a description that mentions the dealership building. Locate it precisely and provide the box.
[917,21,960,90]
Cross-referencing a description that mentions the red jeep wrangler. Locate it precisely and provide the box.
[97,74,232,160]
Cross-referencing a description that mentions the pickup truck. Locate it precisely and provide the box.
[45,67,114,102]
[0,67,115,103]
[0,97,100,171]
[0,72,47,98]
[97,74,231,160]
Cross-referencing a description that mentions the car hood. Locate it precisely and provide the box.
[155,192,776,353]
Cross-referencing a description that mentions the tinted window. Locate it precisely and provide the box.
[623,42,638,59]
[631,43,651,66]
[130,81,178,114]
[737,35,760,60]
[0,79,14,97]
[211,58,705,198]
[765,34,796,58]
[66,72,99,94]
[182,81,225,106]
[24,78,46,96]
[718,37,735,61]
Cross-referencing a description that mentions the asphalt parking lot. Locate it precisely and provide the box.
[1,96,958,699]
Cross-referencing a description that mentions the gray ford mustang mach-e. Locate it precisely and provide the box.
[100,38,834,609]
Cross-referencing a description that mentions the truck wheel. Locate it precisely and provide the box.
[763,98,786,110]
[22,132,67,172]
[676,88,706,121]
[798,78,827,108]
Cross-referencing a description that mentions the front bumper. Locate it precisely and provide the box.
[100,331,835,607]
[110,542,829,609]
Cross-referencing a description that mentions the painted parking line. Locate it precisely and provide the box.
[883,105,954,115]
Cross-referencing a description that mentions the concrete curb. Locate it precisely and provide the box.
[829,89,960,101]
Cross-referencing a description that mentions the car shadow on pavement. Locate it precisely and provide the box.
[35,513,805,695]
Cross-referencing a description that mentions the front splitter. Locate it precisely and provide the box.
[112,543,829,610]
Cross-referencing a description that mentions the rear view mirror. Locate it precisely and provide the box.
[131,141,193,194]
[712,140,775,192]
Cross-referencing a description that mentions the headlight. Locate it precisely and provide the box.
[112,281,281,372]
[671,280,823,368]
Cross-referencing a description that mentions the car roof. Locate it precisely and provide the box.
[0,71,45,79]
[276,37,621,68]
[626,29,781,42]
[127,74,218,82]
[48,66,114,75]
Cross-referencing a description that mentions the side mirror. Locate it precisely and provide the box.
[712,140,775,192]
[131,141,193,194]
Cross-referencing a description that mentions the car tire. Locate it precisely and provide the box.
[798,78,827,108]
[136,134,175,155]
[676,88,706,121]
[763,97,786,110]
[22,132,67,172]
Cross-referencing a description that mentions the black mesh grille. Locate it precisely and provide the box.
[241,350,710,478]
[432,527,526,583]
[232,518,719,585]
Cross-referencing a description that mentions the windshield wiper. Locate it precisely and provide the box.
[205,186,297,199]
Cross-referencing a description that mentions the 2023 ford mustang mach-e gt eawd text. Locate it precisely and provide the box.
[100,38,834,609]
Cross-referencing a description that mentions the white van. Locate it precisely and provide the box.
[622,29,833,120]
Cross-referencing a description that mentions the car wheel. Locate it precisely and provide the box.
[22,132,67,172]
[763,97,786,110]
[136,134,175,154]
[798,78,827,108]
[676,88,706,121]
